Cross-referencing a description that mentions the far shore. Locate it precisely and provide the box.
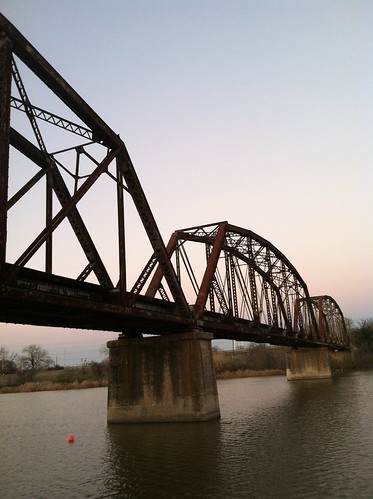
[0,368,285,394]
[2,346,370,395]
[0,379,108,394]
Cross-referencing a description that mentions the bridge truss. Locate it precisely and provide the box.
[0,13,189,315]
[135,222,349,348]
[0,14,349,350]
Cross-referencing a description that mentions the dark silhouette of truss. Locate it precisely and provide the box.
[0,14,349,349]
[135,222,349,347]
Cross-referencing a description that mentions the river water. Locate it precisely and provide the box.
[1,371,372,498]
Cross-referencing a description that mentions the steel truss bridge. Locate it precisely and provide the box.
[0,14,349,351]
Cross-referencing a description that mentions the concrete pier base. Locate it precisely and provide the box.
[107,331,220,423]
[286,347,332,380]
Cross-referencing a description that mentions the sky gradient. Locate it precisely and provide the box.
[0,0,372,362]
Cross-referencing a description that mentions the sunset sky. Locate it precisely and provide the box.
[0,1,372,362]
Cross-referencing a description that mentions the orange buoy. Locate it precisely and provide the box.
[67,434,75,443]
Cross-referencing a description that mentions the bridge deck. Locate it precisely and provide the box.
[0,266,347,350]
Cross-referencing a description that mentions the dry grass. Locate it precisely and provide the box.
[0,379,107,394]
[1,347,289,394]
[216,369,285,380]
[213,347,287,375]
[0,368,285,393]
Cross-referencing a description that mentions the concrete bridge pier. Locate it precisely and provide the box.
[286,347,332,380]
[107,330,220,423]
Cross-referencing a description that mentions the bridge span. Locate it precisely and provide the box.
[0,15,351,422]
[0,221,349,351]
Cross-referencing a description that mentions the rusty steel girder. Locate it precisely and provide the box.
[137,221,349,349]
[0,15,349,349]
[310,295,349,347]
[0,13,189,317]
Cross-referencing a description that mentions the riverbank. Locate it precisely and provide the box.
[216,368,284,379]
[1,346,370,394]
[0,364,107,394]
[0,368,285,393]
[0,379,107,393]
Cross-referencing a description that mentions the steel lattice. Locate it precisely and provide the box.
[0,14,349,349]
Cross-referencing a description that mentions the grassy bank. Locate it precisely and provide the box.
[1,346,370,394]
[216,368,284,379]
[1,346,287,393]
[0,379,107,393]
[213,346,286,375]
[0,364,107,394]
[0,369,285,393]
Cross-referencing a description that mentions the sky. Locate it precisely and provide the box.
[0,0,372,362]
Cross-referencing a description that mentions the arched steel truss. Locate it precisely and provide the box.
[0,15,349,349]
[310,295,349,346]
[134,222,349,348]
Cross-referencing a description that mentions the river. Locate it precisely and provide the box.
[1,371,372,498]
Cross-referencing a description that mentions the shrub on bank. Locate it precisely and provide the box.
[0,379,107,393]
[213,346,286,375]
[0,362,109,393]
[1,346,372,393]
[352,351,373,369]
[216,368,285,379]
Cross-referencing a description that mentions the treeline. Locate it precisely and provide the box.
[1,344,57,375]
[0,364,109,393]
[0,343,108,375]
[0,343,109,392]
[214,317,373,375]
[213,345,286,378]
[348,318,373,369]
[1,317,372,392]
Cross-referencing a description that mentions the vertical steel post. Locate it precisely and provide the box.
[247,238,260,324]
[224,251,233,313]
[45,167,53,273]
[293,298,299,333]
[0,34,12,278]
[194,222,227,318]
[116,159,126,300]
[117,150,189,315]
[145,232,179,298]
[318,296,324,341]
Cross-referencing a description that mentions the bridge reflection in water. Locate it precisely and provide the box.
[0,14,351,422]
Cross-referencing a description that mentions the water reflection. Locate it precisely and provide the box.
[104,420,222,498]
[284,373,373,498]
[102,377,296,498]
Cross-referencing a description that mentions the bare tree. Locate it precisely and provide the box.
[0,346,18,374]
[350,319,373,354]
[344,317,355,334]
[19,344,53,372]
[98,344,109,365]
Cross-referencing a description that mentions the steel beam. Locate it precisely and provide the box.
[116,160,126,299]
[0,33,11,278]
[144,231,180,298]
[0,13,120,149]
[6,147,120,283]
[194,222,227,318]
[117,152,190,316]
[9,128,113,287]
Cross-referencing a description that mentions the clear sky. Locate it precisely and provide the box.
[0,0,372,362]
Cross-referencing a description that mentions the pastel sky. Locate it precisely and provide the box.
[0,0,372,362]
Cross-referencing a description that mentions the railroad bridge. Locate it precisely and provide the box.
[0,14,351,422]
